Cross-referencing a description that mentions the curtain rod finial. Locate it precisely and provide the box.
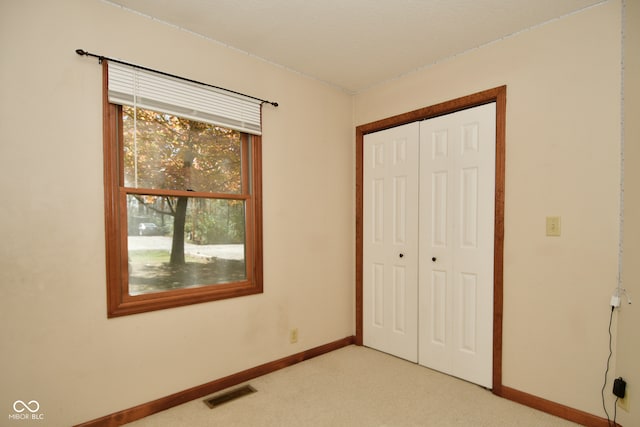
[75,49,87,56]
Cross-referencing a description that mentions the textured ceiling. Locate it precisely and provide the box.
[106,0,605,93]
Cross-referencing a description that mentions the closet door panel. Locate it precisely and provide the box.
[419,103,496,388]
[363,122,419,362]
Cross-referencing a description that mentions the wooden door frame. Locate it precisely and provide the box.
[355,86,506,394]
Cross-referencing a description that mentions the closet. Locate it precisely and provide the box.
[362,103,496,388]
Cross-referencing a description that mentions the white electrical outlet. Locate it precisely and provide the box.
[289,328,298,343]
[611,295,621,308]
[618,385,630,412]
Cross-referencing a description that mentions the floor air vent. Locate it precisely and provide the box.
[204,385,257,409]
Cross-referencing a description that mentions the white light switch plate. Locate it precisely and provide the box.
[546,216,561,236]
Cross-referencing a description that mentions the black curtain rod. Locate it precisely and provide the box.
[75,49,278,107]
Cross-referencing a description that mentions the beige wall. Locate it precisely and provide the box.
[1,0,634,425]
[355,0,622,418]
[0,0,354,425]
[617,0,640,425]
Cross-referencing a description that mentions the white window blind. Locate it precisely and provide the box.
[108,61,262,135]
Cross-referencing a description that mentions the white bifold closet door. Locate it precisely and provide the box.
[362,122,420,363]
[363,103,496,388]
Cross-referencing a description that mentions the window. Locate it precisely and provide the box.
[103,61,263,317]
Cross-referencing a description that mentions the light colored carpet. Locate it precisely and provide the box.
[126,345,579,426]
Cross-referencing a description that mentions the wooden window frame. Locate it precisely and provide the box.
[102,63,263,318]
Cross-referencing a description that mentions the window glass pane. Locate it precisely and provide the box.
[122,106,242,194]
[127,195,246,296]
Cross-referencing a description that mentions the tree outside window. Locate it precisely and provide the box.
[104,104,263,317]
